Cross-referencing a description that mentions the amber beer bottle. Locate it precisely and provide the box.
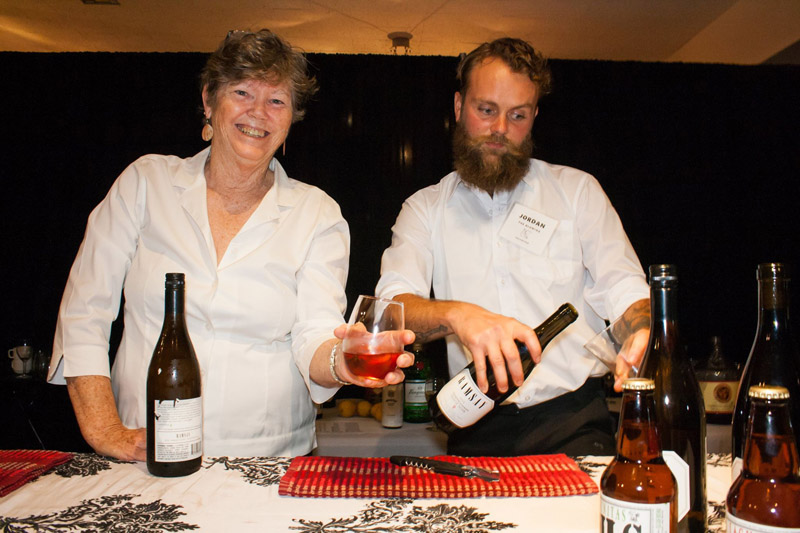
[726,385,800,530]
[428,303,578,433]
[639,264,707,533]
[146,273,203,477]
[601,378,677,533]
[732,263,800,479]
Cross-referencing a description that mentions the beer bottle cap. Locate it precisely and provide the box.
[622,377,655,391]
[748,384,790,400]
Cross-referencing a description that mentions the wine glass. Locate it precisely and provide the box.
[342,296,405,381]
[424,377,444,431]
[584,316,648,380]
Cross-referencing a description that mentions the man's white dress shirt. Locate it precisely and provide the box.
[376,158,648,408]
[49,148,348,457]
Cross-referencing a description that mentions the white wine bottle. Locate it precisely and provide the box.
[428,303,578,433]
[146,273,203,477]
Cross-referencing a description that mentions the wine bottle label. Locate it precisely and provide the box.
[435,368,495,428]
[699,380,738,414]
[600,494,672,533]
[153,397,203,462]
[727,512,800,532]
[662,450,690,520]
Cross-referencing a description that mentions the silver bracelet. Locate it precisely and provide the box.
[329,341,350,386]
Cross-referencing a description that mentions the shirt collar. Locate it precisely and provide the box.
[449,159,537,203]
[173,148,303,227]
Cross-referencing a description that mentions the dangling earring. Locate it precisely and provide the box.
[201,116,213,142]
[282,141,286,156]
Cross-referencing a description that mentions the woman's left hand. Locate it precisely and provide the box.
[332,324,416,387]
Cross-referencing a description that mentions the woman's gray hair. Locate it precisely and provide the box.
[200,29,318,123]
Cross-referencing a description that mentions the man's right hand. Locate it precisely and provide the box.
[66,375,147,462]
[446,302,541,394]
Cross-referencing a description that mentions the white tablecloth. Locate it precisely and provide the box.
[0,452,732,532]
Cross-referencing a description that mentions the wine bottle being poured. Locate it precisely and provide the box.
[428,303,578,433]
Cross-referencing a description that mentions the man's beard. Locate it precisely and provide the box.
[452,122,533,194]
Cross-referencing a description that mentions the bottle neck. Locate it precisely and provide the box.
[648,283,684,359]
[617,390,664,462]
[756,277,791,331]
[534,303,579,349]
[164,286,185,320]
[743,398,800,478]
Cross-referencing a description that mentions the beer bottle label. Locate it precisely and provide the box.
[601,495,672,533]
[435,368,494,428]
[662,450,690,520]
[732,456,743,481]
[727,513,800,532]
[153,397,203,462]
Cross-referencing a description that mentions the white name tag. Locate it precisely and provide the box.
[499,203,558,254]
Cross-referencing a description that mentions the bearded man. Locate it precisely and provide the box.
[375,38,651,456]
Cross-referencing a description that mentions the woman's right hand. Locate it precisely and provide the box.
[90,425,147,462]
[66,375,147,462]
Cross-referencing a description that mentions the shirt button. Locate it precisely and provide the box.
[205,322,213,331]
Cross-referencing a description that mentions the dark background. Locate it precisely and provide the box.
[2,52,799,451]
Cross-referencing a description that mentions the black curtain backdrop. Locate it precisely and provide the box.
[3,51,799,372]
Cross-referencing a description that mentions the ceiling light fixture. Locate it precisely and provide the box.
[388,32,412,55]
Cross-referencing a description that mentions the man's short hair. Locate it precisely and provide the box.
[457,38,552,97]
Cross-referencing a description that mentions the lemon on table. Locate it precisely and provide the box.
[338,399,356,417]
[370,402,382,421]
[357,400,372,417]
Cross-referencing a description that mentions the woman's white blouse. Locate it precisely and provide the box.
[49,148,349,457]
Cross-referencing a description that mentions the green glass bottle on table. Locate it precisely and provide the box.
[638,264,707,533]
[403,342,432,423]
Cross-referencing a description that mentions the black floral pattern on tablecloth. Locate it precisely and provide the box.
[204,456,293,487]
[290,498,516,532]
[0,493,198,532]
[52,453,135,478]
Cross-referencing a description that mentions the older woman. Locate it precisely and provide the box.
[48,30,413,460]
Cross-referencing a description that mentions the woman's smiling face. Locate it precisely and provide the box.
[204,78,293,166]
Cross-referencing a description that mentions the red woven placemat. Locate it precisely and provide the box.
[0,450,74,497]
[279,454,597,498]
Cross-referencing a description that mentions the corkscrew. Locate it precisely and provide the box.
[390,455,500,482]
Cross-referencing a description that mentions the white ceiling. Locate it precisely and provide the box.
[2,0,800,64]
